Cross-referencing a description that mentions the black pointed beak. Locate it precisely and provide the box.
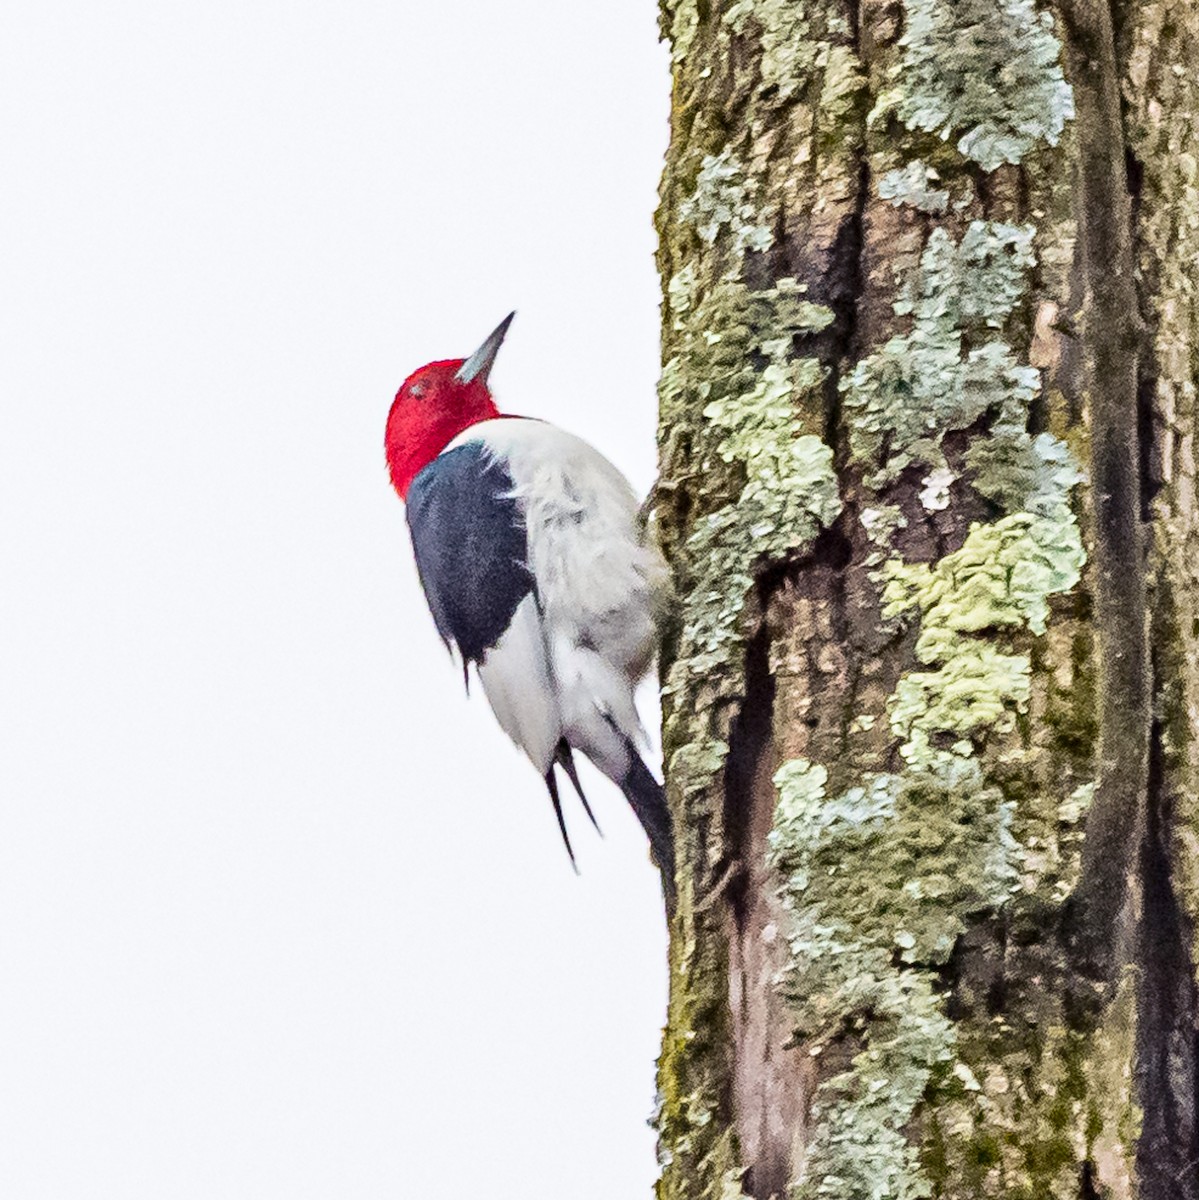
[455,312,515,385]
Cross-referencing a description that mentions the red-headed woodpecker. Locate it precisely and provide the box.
[386,314,676,905]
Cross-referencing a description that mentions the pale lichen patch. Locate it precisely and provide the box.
[678,150,775,253]
[771,472,1085,1192]
[661,279,842,796]
[842,222,1040,487]
[773,238,1086,1194]
[722,1,818,103]
[878,160,950,214]
[1019,782,1095,901]
[967,430,1085,518]
[860,504,909,568]
[883,497,1085,643]
[877,0,1074,171]
[770,756,1018,1200]
[662,0,699,65]
[911,222,1036,328]
[667,263,698,320]
[881,477,1085,769]
[919,466,955,511]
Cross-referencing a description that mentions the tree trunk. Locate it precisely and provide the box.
[651,1,1199,1197]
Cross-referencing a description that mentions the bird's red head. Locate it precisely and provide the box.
[385,314,513,498]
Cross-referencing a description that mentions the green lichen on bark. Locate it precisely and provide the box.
[721,0,862,124]
[722,1,816,102]
[678,150,776,254]
[658,125,843,764]
[655,0,1196,1192]
[654,48,849,1180]
[842,221,1040,488]
[661,377,839,792]
[657,291,839,1187]
[661,0,698,66]
[1126,0,1199,959]
[771,758,1016,1199]
[877,0,1074,171]
[882,467,1085,768]
[877,160,949,214]
[660,251,843,804]
[751,1,1131,1185]
[770,430,1085,1198]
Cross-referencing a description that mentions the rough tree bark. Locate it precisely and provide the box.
[651,1,1199,1197]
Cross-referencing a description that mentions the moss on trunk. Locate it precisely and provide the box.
[653,1,1199,1196]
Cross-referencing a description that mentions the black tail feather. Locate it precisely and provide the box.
[544,767,579,873]
[545,735,676,914]
[622,750,677,911]
[555,741,601,835]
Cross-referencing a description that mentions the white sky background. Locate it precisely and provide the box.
[1,4,671,1196]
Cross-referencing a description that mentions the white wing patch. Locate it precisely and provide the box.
[476,593,561,776]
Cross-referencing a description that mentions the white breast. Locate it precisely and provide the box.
[448,418,670,783]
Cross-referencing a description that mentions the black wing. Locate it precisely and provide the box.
[405,442,534,664]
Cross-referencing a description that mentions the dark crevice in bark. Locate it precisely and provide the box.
[972,163,994,218]
[843,0,860,45]
[1125,146,1144,218]
[793,158,868,462]
[815,156,869,525]
[1060,0,1150,990]
[1124,65,1198,1184]
[837,154,870,371]
[725,619,808,1200]
[941,917,1007,1024]
[724,533,857,1197]
[1126,143,1160,528]
[1136,713,1199,1200]
[757,526,854,600]
[724,623,775,919]
[1138,359,1160,523]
